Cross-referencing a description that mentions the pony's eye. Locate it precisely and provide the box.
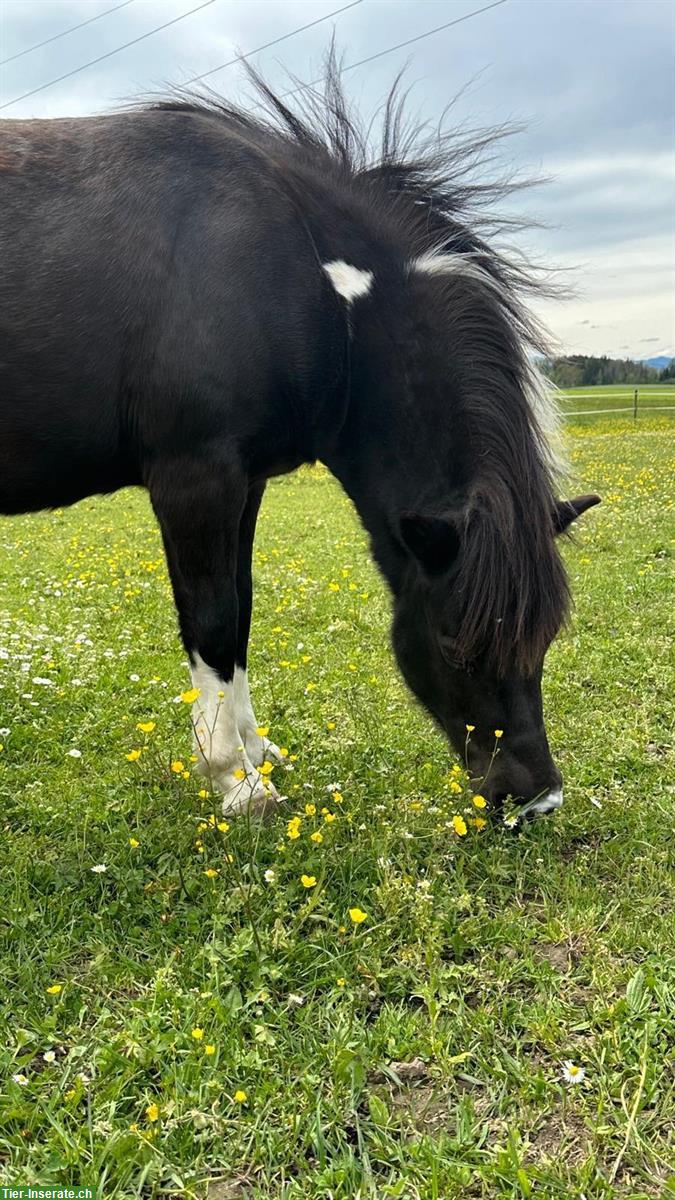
[438,634,471,672]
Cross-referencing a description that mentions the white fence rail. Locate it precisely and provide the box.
[563,389,675,418]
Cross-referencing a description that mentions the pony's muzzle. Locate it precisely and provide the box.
[518,786,564,821]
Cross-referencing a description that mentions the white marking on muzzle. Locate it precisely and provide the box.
[520,787,564,820]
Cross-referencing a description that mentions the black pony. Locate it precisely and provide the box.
[0,58,598,818]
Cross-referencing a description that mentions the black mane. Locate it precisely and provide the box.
[149,53,568,674]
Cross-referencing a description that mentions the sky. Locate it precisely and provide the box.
[1,0,673,360]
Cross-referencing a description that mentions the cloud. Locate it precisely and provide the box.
[2,0,673,357]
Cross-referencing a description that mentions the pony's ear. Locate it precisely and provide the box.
[553,493,601,535]
[399,513,461,574]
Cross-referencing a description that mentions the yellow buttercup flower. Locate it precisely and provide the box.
[233,1089,247,1103]
[136,721,155,733]
[203,868,219,878]
[233,768,246,781]
[180,688,201,704]
[205,1044,216,1056]
[129,837,140,848]
[46,984,62,995]
[465,724,475,732]
[310,831,323,844]
[452,815,468,836]
[349,907,367,924]
[472,794,487,809]
[494,729,504,739]
[170,760,184,773]
[125,749,142,762]
[191,1027,204,1040]
[258,761,274,776]
[145,1103,160,1122]
[305,803,316,816]
[301,874,317,888]
[256,725,269,737]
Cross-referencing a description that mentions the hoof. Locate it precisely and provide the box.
[195,748,280,818]
[225,783,281,821]
[219,769,280,818]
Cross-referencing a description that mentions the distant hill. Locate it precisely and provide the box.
[642,356,673,370]
[541,354,665,387]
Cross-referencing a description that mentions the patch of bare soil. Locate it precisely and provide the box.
[526,1110,592,1168]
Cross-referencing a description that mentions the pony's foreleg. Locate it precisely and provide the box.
[150,460,278,818]
[234,481,283,768]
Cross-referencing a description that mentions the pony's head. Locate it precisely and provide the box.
[392,493,600,816]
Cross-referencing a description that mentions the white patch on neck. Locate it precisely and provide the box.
[323,260,373,304]
[410,250,504,295]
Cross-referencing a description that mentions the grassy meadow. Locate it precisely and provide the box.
[0,414,674,1198]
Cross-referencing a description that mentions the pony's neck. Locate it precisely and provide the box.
[322,375,464,595]
[320,289,474,592]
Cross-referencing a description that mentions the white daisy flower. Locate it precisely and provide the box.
[12,1073,28,1086]
[67,748,82,758]
[562,1061,585,1085]
[264,869,276,883]
[43,1050,56,1064]
[90,863,107,874]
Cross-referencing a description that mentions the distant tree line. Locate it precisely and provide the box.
[540,355,674,388]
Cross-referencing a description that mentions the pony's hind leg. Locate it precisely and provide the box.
[234,482,283,768]
[149,458,279,818]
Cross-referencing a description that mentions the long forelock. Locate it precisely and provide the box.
[406,252,568,673]
[452,480,570,675]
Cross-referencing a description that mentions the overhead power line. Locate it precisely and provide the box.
[0,0,216,112]
[279,0,508,103]
[0,0,506,118]
[0,1,137,68]
[185,0,363,87]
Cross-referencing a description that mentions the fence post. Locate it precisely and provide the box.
[633,388,638,420]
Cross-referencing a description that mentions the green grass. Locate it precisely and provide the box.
[1,419,674,1199]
